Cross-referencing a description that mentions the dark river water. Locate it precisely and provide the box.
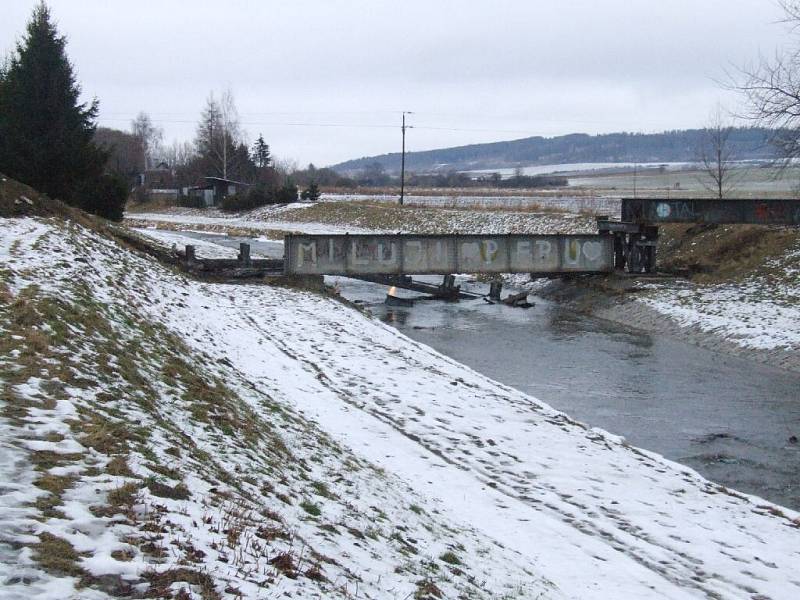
[178,231,800,510]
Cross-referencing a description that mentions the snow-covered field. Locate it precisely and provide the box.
[319,193,622,215]
[2,216,800,599]
[126,201,598,236]
[127,209,382,236]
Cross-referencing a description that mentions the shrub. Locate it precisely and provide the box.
[301,182,321,202]
[220,193,245,212]
[76,173,128,221]
[275,182,298,204]
[178,194,205,209]
[220,185,277,212]
[246,185,273,207]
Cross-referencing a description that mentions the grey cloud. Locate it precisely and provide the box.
[0,0,792,165]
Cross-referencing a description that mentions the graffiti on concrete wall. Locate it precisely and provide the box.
[285,234,614,275]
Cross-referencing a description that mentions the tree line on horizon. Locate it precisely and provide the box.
[332,127,778,177]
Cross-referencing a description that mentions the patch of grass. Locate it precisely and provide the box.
[32,532,85,577]
[255,525,290,541]
[0,278,12,304]
[309,480,333,498]
[146,462,182,481]
[146,478,191,500]
[33,494,67,519]
[415,578,444,599]
[111,548,136,562]
[34,473,77,496]
[658,223,800,282]
[106,455,134,477]
[144,567,221,600]
[8,287,43,327]
[409,504,424,515]
[439,551,461,565]
[77,413,140,455]
[318,523,339,535]
[299,500,321,517]
[29,450,84,472]
[304,564,326,582]
[107,482,140,509]
[268,552,297,578]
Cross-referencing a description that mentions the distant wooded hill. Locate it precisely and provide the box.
[331,128,776,174]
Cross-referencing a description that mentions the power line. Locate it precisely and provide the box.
[97,117,399,129]
[97,116,557,137]
[97,112,688,139]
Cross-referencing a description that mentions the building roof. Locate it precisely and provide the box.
[203,176,252,186]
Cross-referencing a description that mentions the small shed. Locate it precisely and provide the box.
[203,177,251,204]
[186,185,215,207]
[183,177,252,207]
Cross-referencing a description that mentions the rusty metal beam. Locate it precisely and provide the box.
[621,198,800,225]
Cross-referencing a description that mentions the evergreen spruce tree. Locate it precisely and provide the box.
[301,182,321,202]
[0,2,115,216]
[251,134,271,168]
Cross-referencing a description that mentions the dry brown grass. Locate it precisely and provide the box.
[657,224,800,282]
[414,578,444,599]
[143,567,221,600]
[106,455,134,477]
[106,482,140,511]
[146,478,191,500]
[8,290,43,327]
[32,532,86,577]
[0,278,12,304]
[77,413,140,455]
[125,196,179,214]
[322,185,595,198]
[33,473,78,518]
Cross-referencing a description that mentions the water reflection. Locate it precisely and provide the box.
[383,309,409,326]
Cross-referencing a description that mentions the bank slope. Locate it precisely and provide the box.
[1,215,799,599]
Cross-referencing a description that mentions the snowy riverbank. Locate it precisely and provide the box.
[2,216,800,598]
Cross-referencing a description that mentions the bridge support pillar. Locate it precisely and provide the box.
[489,281,503,301]
[625,226,659,274]
[238,242,252,267]
[612,233,626,271]
[438,275,461,301]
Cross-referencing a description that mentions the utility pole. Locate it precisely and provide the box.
[222,105,228,180]
[400,111,412,206]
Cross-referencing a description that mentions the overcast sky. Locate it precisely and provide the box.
[2,1,794,166]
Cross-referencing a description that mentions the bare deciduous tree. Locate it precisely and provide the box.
[158,139,195,169]
[94,126,144,177]
[736,1,800,167]
[131,111,163,170]
[698,105,737,198]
